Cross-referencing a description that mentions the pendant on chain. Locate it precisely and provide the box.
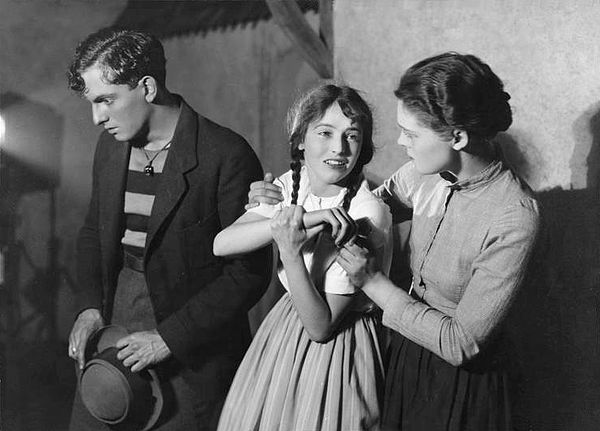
[141,140,171,176]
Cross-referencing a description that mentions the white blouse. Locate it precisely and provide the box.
[249,166,392,295]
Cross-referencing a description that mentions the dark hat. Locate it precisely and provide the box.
[79,325,163,431]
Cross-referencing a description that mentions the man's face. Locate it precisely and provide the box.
[81,64,150,142]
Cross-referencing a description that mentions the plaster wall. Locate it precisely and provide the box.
[163,15,321,176]
[335,0,600,191]
[334,2,600,430]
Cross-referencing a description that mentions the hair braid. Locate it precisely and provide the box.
[341,168,363,212]
[290,146,303,205]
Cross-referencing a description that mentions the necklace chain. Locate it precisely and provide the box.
[142,141,171,176]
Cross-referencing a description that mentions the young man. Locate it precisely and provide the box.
[66,28,271,430]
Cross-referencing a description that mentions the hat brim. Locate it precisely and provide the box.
[80,325,164,431]
[141,369,163,431]
[84,325,129,363]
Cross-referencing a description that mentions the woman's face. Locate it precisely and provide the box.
[300,102,363,196]
[396,100,457,175]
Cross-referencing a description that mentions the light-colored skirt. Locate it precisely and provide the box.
[217,292,384,431]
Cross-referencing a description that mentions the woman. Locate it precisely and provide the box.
[249,53,540,430]
[337,53,540,430]
[214,84,392,430]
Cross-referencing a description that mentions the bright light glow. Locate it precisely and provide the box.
[0,113,5,145]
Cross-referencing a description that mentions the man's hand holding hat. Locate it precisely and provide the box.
[116,329,172,372]
[68,308,104,370]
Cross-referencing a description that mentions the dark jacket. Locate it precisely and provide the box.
[75,99,271,399]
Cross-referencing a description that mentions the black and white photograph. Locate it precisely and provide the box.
[1,1,599,430]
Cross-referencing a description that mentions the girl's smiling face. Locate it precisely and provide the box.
[300,102,363,197]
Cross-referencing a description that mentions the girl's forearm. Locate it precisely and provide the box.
[214,207,321,257]
[303,211,320,229]
[213,218,273,256]
[280,254,339,342]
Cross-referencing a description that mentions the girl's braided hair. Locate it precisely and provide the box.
[287,84,374,211]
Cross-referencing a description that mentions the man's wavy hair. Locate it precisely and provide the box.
[67,28,166,95]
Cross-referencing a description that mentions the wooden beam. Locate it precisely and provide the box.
[319,0,333,51]
[266,0,333,79]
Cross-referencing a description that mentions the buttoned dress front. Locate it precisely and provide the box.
[374,159,540,431]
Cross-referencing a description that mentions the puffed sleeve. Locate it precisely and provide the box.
[247,174,288,219]
[373,161,423,208]
[322,188,393,295]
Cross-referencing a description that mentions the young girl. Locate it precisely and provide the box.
[214,84,392,431]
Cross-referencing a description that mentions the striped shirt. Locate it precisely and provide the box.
[121,146,170,257]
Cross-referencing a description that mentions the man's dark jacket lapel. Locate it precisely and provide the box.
[96,101,200,271]
[98,139,129,286]
[145,101,199,258]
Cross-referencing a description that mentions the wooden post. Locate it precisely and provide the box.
[319,0,333,52]
[266,0,333,79]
